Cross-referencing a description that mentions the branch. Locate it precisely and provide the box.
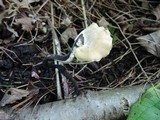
[8,84,151,120]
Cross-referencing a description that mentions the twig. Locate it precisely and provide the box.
[93,48,133,74]
[105,12,150,80]
[88,0,96,11]
[31,91,53,117]
[36,0,50,14]
[74,64,87,77]
[49,2,70,99]
[0,47,22,63]
[49,3,63,99]
[81,0,88,27]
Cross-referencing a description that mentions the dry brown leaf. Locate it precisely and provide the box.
[137,30,160,57]
[0,0,5,10]
[8,0,29,8]
[14,17,34,31]
[61,16,72,27]
[98,17,109,29]
[0,88,30,107]
[152,4,160,20]
[61,27,77,44]
[8,0,40,9]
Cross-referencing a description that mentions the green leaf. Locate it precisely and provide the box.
[127,82,160,120]
[108,25,115,34]
[108,25,119,43]
[112,34,118,43]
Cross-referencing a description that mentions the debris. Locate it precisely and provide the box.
[0,0,5,10]
[61,16,72,27]
[61,27,77,44]
[14,17,34,32]
[98,17,109,29]
[0,88,30,106]
[137,30,160,57]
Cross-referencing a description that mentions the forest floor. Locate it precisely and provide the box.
[0,0,160,108]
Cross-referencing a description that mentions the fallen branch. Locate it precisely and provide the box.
[6,84,151,120]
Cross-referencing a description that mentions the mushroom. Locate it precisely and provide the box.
[44,22,112,63]
[42,23,112,95]
[73,22,112,62]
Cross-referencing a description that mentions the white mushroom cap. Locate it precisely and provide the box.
[73,23,112,62]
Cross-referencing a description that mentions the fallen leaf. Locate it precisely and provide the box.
[61,16,72,27]
[14,17,34,31]
[98,17,109,29]
[0,88,30,107]
[152,4,160,20]
[8,0,29,8]
[61,27,77,44]
[11,83,39,109]
[0,0,5,10]
[137,30,160,57]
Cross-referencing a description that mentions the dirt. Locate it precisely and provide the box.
[0,0,160,105]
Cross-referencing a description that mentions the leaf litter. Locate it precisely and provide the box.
[0,0,160,115]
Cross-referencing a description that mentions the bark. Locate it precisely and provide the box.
[5,85,150,120]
